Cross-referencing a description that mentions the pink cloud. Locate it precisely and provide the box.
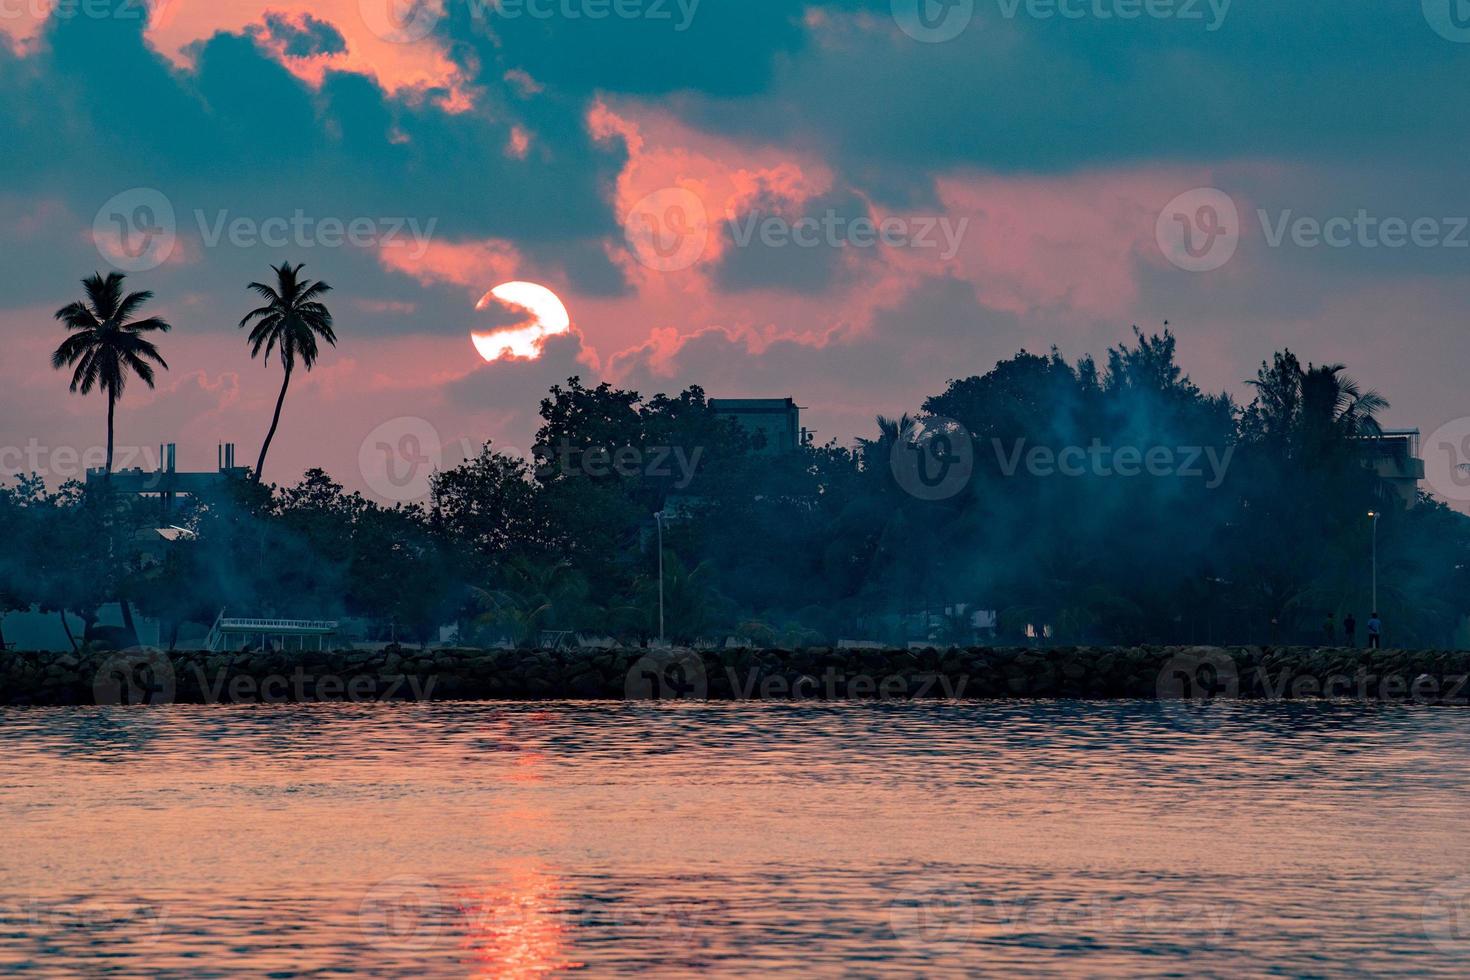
[377,238,522,293]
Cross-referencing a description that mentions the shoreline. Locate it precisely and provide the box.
[3,644,1469,706]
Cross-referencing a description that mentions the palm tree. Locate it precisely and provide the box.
[1299,362,1388,446]
[238,262,336,483]
[1244,352,1388,460]
[52,272,171,479]
[855,413,915,472]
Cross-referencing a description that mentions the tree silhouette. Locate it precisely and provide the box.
[239,262,336,483]
[51,272,170,479]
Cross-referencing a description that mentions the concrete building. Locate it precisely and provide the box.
[710,398,809,454]
[1362,428,1425,506]
[86,442,250,516]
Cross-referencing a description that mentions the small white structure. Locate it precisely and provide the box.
[206,611,339,652]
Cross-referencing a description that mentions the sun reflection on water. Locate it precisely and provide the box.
[458,867,584,978]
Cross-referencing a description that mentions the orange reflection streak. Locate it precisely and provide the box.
[456,867,584,978]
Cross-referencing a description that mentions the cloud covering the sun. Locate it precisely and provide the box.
[2,0,1470,499]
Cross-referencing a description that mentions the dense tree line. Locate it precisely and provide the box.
[3,322,1467,650]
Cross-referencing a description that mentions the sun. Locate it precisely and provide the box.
[471,281,571,362]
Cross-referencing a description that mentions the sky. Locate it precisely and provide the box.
[3,0,1469,505]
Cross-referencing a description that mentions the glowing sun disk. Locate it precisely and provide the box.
[471,281,570,363]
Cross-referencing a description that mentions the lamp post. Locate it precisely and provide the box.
[654,511,666,645]
[1368,510,1380,612]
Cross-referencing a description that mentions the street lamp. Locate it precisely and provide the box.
[1368,510,1380,612]
[654,511,666,645]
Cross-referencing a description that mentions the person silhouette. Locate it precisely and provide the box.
[1367,612,1382,649]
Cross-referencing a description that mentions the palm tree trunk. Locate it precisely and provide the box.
[105,388,116,479]
[254,365,292,483]
[59,610,78,653]
[119,599,137,644]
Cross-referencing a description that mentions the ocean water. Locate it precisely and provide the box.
[2,699,1468,976]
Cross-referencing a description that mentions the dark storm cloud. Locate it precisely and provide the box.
[2,3,624,238]
[681,1,1470,177]
[711,189,876,294]
[440,0,811,97]
[253,12,348,58]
